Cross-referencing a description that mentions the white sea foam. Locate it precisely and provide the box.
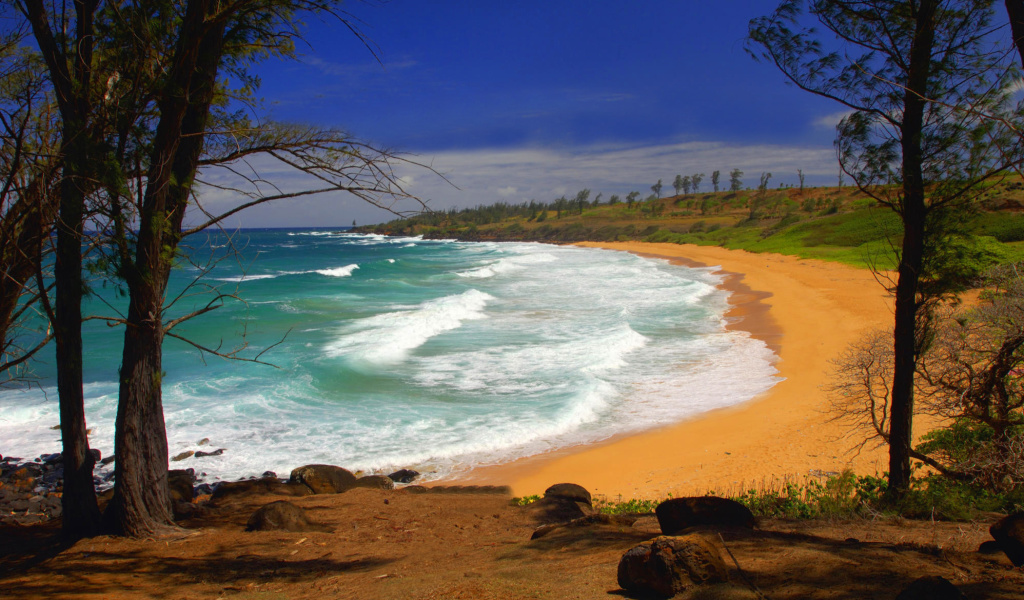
[324,289,494,365]
[0,235,782,485]
[315,264,359,277]
[212,274,279,282]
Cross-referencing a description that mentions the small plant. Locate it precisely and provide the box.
[512,495,540,506]
[594,497,660,515]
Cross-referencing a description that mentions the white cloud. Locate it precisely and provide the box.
[813,110,855,129]
[191,138,840,228]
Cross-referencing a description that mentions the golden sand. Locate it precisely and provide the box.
[459,242,895,499]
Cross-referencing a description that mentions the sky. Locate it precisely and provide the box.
[199,0,877,227]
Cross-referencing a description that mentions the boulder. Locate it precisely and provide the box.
[655,497,755,534]
[544,483,592,506]
[523,496,594,524]
[350,475,395,490]
[894,575,966,600]
[171,451,194,462]
[989,511,1024,566]
[617,534,729,598]
[387,469,420,484]
[289,464,357,494]
[245,500,329,533]
[167,469,195,503]
[194,448,225,458]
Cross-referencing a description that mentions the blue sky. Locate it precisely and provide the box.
[204,0,863,227]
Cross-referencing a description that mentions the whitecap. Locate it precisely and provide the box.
[324,289,493,365]
[316,264,359,277]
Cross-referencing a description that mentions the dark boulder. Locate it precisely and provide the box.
[895,575,966,600]
[350,475,395,490]
[543,483,592,506]
[655,497,755,534]
[289,464,357,494]
[387,469,420,484]
[989,511,1024,566]
[194,448,225,458]
[245,500,329,533]
[167,469,196,503]
[617,534,729,598]
[171,451,194,462]
[524,496,594,524]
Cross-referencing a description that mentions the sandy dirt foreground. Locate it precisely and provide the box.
[463,242,895,500]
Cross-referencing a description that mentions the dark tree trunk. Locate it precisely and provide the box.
[887,0,937,501]
[0,179,50,349]
[105,289,175,536]
[20,0,104,538]
[104,0,227,536]
[1006,0,1024,68]
[55,143,102,538]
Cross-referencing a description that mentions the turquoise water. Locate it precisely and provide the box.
[0,230,780,483]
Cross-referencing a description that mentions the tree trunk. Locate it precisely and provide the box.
[104,289,175,536]
[104,0,226,536]
[54,141,102,538]
[886,0,938,501]
[1006,0,1024,68]
[20,0,105,538]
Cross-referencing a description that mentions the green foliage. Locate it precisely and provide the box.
[895,473,1024,520]
[734,470,884,519]
[595,497,661,515]
[971,212,1024,242]
[511,495,540,506]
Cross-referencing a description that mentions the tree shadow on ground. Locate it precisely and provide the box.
[2,541,396,600]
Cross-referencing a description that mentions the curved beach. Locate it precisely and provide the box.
[462,242,895,499]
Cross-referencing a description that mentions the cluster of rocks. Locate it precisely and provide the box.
[0,452,105,526]
[237,464,424,532]
[523,484,981,600]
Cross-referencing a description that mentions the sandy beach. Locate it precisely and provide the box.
[462,242,896,499]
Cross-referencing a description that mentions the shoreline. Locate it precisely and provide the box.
[452,242,894,499]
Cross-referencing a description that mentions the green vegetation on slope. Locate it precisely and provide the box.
[361,183,1024,270]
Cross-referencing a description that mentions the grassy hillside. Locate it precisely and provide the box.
[361,182,1024,270]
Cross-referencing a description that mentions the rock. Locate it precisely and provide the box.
[197,438,210,446]
[262,471,278,479]
[211,477,312,501]
[171,451,194,462]
[387,469,420,484]
[100,455,116,466]
[989,511,1024,566]
[41,453,62,464]
[655,497,756,534]
[523,495,594,524]
[617,534,730,598]
[544,483,592,506]
[194,448,225,458]
[245,500,329,532]
[350,475,395,490]
[531,513,639,540]
[167,469,195,503]
[404,485,429,494]
[894,575,966,600]
[88,448,101,462]
[289,464,357,494]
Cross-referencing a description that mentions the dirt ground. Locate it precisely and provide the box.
[2,487,1022,599]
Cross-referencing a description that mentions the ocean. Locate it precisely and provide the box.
[0,230,780,483]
